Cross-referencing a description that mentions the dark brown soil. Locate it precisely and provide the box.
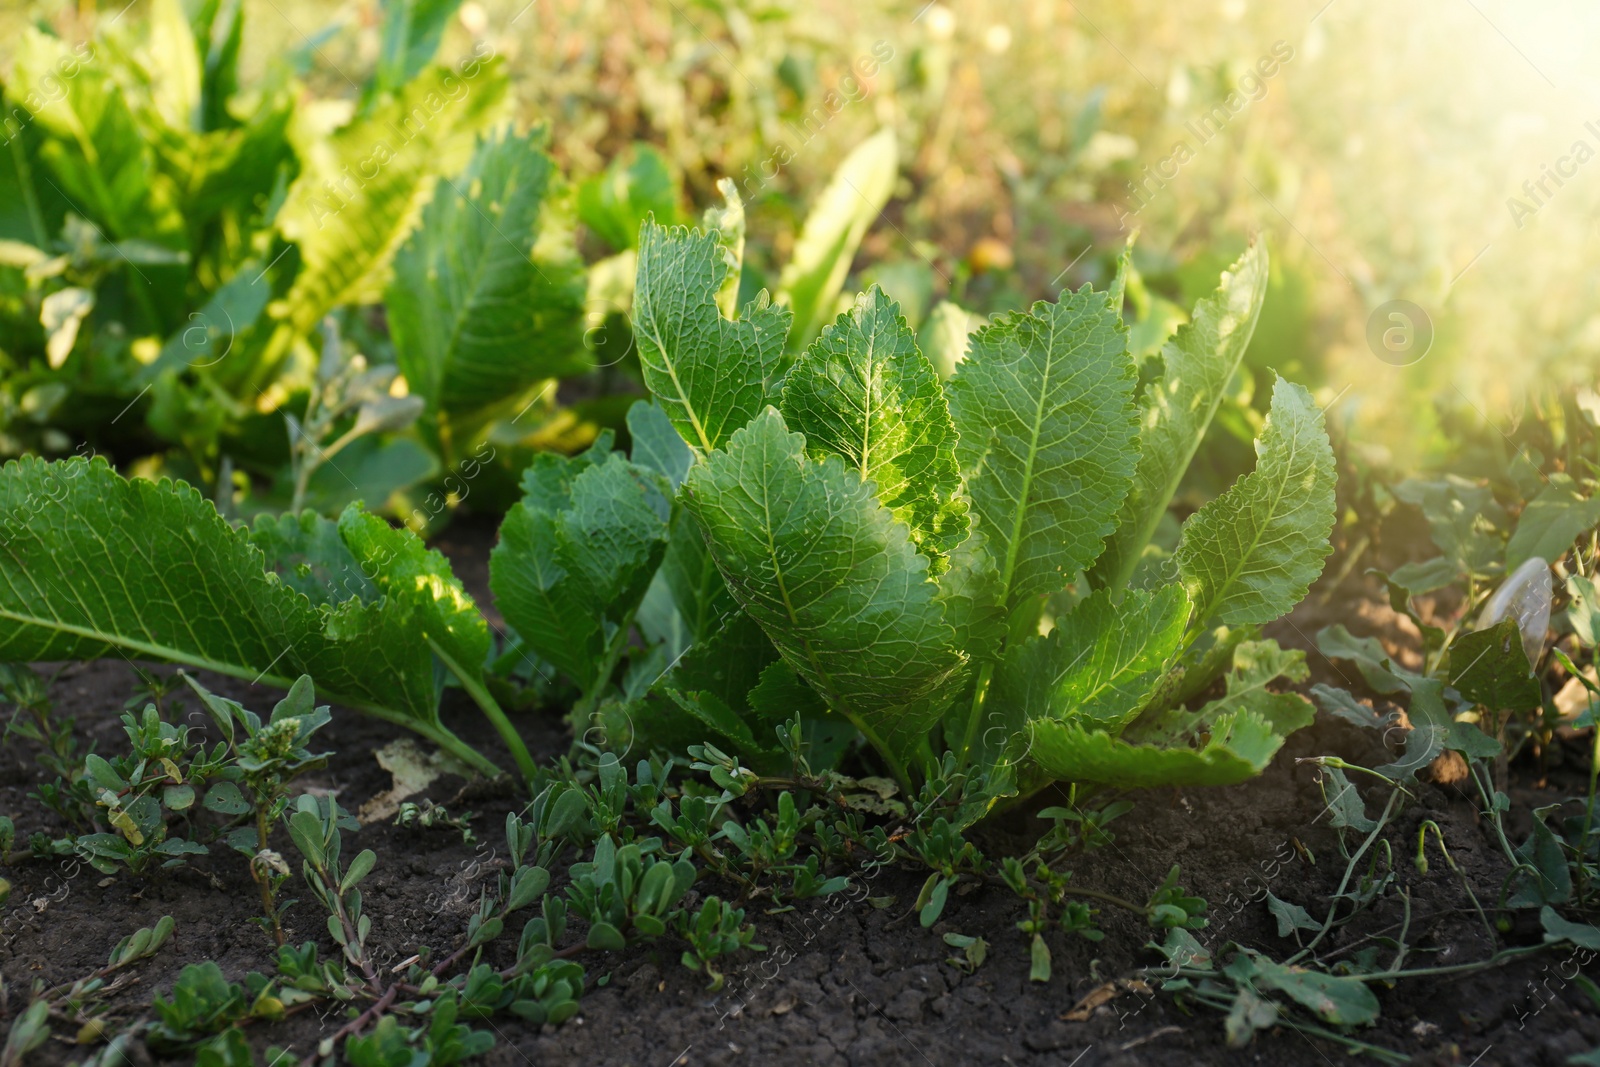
[2,527,1598,1067]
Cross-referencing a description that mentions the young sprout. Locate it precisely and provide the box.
[183,673,332,944]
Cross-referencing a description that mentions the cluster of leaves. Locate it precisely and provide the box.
[0,0,920,536]
[0,0,570,507]
[0,205,1333,807]
[6,687,1273,1063]
[0,96,919,780]
[510,218,1335,800]
[1313,394,1600,916]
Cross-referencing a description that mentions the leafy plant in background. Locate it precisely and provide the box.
[387,123,589,467]
[1315,388,1600,815]
[0,0,596,520]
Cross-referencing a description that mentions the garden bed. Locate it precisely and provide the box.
[3,529,1595,1067]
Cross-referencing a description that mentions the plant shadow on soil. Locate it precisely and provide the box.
[3,523,1598,1067]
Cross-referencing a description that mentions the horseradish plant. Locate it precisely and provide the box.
[0,191,1334,800]
[607,211,1336,795]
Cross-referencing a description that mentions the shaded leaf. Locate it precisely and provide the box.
[1506,475,1600,569]
[1252,959,1380,1026]
[274,62,508,346]
[1541,907,1600,949]
[389,126,588,429]
[682,409,964,773]
[1092,240,1269,591]
[1448,618,1541,711]
[1175,376,1336,627]
[490,440,670,685]
[0,457,498,774]
[780,286,967,564]
[1310,684,1389,730]
[1373,678,1449,782]
[1315,624,1417,695]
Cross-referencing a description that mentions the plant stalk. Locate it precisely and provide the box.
[569,600,644,738]
[429,637,537,786]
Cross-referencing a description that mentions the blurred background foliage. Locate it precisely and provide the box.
[3,0,1599,528]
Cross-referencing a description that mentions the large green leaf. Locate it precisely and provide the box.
[1090,240,1269,591]
[337,505,489,677]
[946,285,1140,614]
[632,221,792,452]
[0,457,499,774]
[1001,585,1189,733]
[1029,709,1286,788]
[388,126,588,430]
[1174,376,1336,627]
[777,128,898,349]
[1448,618,1541,711]
[268,61,508,375]
[1030,638,1311,787]
[682,408,965,774]
[779,285,967,565]
[971,585,1186,771]
[1506,474,1600,569]
[489,437,670,686]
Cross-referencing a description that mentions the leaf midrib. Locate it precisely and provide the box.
[637,308,713,452]
[0,604,398,722]
[997,317,1058,607]
[1194,419,1306,624]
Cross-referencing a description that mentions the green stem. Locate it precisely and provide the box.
[1059,885,1145,914]
[850,714,913,795]
[1416,820,1495,942]
[1466,759,1522,867]
[1348,943,1548,982]
[1177,989,1409,1064]
[1285,786,1401,965]
[8,135,48,247]
[253,803,284,945]
[428,637,536,787]
[955,661,996,770]
[569,601,643,737]
[1580,702,1599,906]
